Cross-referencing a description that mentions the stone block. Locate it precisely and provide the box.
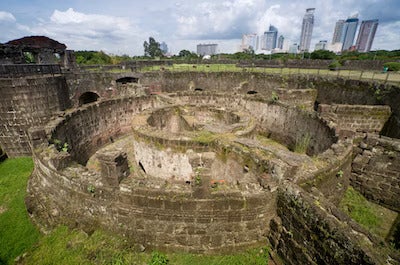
[97,150,129,187]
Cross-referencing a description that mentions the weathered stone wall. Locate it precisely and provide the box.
[352,135,400,212]
[174,93,336,155]
[64,71,141,106]
[140,72,399,138]
[269,184,398,265]
[140,71,285,94]
[132,59,388,71]
[299,141,353,205]
[27,151,275,253]
[0,75,70,157]
[0,64,62,78]
[318,104,391,135]
[50,96,162,165]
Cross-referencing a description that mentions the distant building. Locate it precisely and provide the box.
[341,16,359,51]
[277,35,284,50]
[299,8,315,52]
[160,42,168,54]
[332,19,345,44]
[327,42,343,53]
[197,44,218,56]
[289,43,299,54]
[355,19,379,52]
[315,40,328,50]
[241,33,258,51]
[262,25,278,51]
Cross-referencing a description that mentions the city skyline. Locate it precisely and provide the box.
[0,0,399,55]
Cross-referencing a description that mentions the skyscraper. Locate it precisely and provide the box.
[299,8,315,52]
[355,19,379,52]
[241,33,258,51]
[264,25,278,51]
[277,35,284,50]
[341,16,359,51]
[196,44,218,56]
[332,19,345,44]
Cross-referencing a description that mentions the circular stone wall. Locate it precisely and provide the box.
[27,91,345,253]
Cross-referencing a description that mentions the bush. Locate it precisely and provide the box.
[383,62,400,71]
[328,60,342,70]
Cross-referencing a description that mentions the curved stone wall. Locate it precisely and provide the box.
[27,92,344,253]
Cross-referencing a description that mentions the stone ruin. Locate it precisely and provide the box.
[0,36,399,264]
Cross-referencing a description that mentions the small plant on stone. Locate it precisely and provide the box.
[51,139,69,152]
[294,134,311,154]
[336,170,344,178]
[195,175,202,186]
[270,91,279,103]
[61,143,69,152]
[87,184,95,194]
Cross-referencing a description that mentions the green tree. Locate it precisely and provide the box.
[177,49,198,59]
[143,37,163,58]
[310,50,336,59]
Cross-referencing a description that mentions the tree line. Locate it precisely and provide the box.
[74,36,400,65]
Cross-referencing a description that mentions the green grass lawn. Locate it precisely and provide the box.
[0,157,269,265]
[0,157,39,265]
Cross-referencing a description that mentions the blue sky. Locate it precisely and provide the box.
[0,0,399,55]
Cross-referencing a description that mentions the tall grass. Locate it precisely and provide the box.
[339,186,397,238]
[0,157,39,264]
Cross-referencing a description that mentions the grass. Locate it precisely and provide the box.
[339,186,398,238]
[0,157,269,265]
[138,63,400,84]
[21,225,268,265]
[293,134,311,154]
[0,157,40,265]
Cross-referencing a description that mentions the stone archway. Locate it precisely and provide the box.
[79,92,99,105]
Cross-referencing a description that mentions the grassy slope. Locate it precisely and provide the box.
[339,186,398,239]
[0,157,269,265]
[0,157,40,264]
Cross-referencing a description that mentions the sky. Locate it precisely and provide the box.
[0,0,399,55]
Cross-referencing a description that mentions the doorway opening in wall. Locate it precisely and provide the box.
[79,92,99,106]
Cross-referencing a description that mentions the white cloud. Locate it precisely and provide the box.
[22,8,145,55]
[175,0,263,39]
[0,1,399,55]
[0,11,16,22]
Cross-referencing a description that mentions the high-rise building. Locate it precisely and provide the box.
[355,19,379,52]
[332,19,345,44]
[341,16,359,51]
[241,33,258,51]
[277,35,284,50]
[299,8,315,52]
[196,44,218,56]
[263,25,278,51]
[289,43,299,54]
[315,40,328,50]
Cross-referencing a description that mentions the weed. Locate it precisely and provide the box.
[149,251,169,265]
[87,184,96,194]
[270,91,279,103]
[293,134,311,154]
